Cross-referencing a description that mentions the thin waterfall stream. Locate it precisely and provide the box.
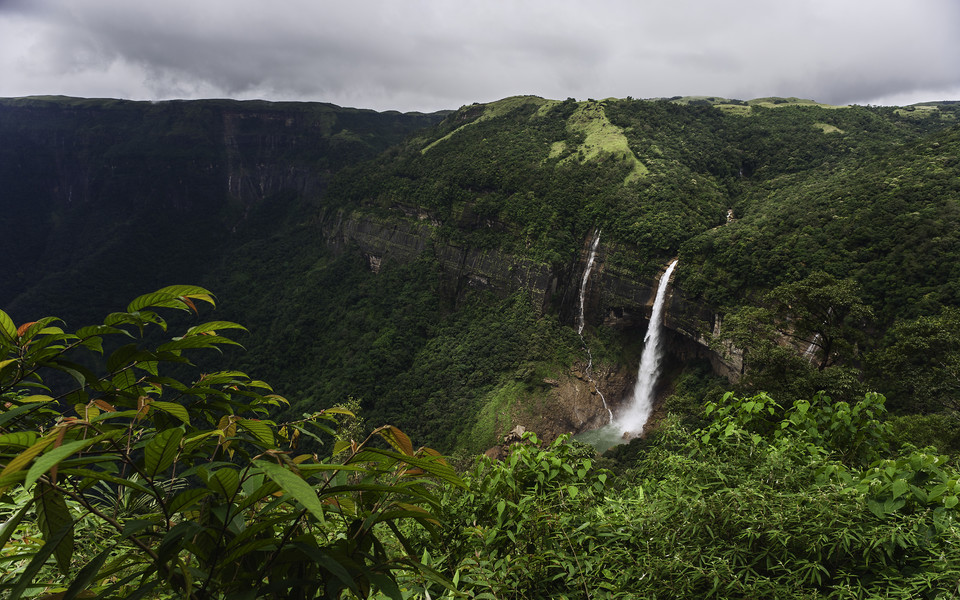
[576,230,613,423]
[578,231,602,335]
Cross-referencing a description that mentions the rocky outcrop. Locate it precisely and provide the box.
[322,209,558,310]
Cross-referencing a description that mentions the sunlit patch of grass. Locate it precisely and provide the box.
[468,380,527,451]
[813,122,844,134]
[895,105,940,118]
[748,97,849,109]
[548,140,567,159]
[560,101,648,183]
[716,104,753,116]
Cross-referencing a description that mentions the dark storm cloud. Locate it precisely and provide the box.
[1,0,958,111]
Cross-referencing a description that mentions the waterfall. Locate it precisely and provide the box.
[577,230,601,335]
[576,230,613,423]
[617,259,678,437]
[803,333,821,359]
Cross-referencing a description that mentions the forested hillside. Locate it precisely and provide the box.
[4,94,960,597]
[3,95,960,452]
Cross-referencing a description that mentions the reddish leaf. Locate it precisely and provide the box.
[180,296,198,315]
[93,399,117,413]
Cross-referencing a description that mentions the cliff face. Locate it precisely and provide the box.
[323,208,739,378]
[0,97,446,312]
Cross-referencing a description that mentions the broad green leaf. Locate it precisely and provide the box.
[63,544,114,600]
[24,431,122,489]
[370,572,403,600]
[19,394,54,403]
[35,482,74,574]
[333,440,351,456]
[0,309,16,341]
[151,401,191,425]
[157,335,241,352]
[238,418,275,447]
[168,487,213,514]
[348,447,464,488]
[255,460,327,524]
[185,321,247,336]
[0,406,42,431]
[144,428,184,478]
[0,432,56,489]
[58,468,153,495]
[127,285,216,313]
[0,498,32,552]
[207,467,240,498]
[944,495,959,509]
[891,478,908,500]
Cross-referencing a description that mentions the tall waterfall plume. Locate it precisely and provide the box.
[617,259,678,437]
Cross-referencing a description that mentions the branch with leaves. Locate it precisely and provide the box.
[0,286,462,599]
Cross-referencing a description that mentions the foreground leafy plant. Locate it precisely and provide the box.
[0,286,461,599]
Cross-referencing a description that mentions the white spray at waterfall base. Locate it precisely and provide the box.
[616,259,679,438]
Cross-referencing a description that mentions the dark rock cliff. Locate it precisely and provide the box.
[0,97,446,313]
[322,208,740,383]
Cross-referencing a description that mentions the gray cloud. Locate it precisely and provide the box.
[1,0,958,111]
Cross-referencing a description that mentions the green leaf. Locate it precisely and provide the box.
[891,478,908,500]
[168,487,213,514]
[185,321,247,336]
[151,401,191,426]
[208,467,240,498]
[944,495,959,509]
[0,498,33,553]
[144,428,184,478]
[126,285,215,313]
[34,482,74,574]
[238,418,275,447]
[0,432,56,489]
[25,432,121,488]
[255,460,327,525]
[19,394,54,403]
[157,335,241,352]
[0,405,42,431]
[0,309,16,341]
[370,572,403,600]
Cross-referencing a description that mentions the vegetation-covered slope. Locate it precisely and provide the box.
[3,95,960,452]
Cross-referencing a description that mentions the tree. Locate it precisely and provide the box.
[869,306,960,412]
[765,271,874,371]
[0,286,461,599]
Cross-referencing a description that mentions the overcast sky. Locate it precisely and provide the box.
[1,0,958,113]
